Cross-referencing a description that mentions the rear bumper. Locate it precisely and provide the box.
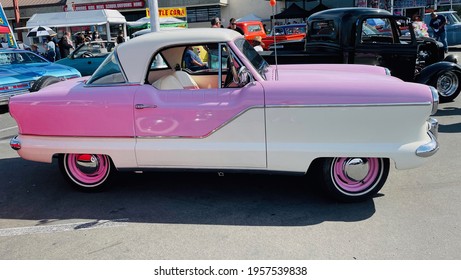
[416,118,439,158]
[0,90,29,105]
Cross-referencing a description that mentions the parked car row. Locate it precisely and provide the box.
[262,8,461,102]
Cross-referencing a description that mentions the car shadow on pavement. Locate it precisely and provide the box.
[434,107,461,133]
[434,106,461,117]
[0,157,376,227]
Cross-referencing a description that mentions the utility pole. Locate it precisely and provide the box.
[147,0,160,32]
[13,0,22,41]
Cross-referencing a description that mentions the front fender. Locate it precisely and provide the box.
[415,61,461,84]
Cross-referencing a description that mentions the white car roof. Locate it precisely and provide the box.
[117,28,243,83]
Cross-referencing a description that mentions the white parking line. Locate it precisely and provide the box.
[0,126,18,133]
[0,219,129,237]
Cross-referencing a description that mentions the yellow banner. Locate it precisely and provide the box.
[146,7,187,18]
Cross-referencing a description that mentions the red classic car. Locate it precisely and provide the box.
[9,28,439,202]
[262,23,306,50]
[235,21,267,41]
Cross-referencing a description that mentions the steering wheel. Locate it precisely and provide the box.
[224,53,239,88]
[80,51,94,58]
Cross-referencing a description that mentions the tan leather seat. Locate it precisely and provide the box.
[152,75,183,90]
[173,71,199,89]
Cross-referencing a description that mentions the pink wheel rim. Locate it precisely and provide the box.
[332,158,380,193]
[66,154,109,185]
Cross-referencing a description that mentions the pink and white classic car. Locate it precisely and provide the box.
[9,28,439,202]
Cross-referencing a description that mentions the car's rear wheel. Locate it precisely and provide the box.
[434,70,461,102]
[30,76,62,92]
[321,157,389,202]
[59,153,112,192]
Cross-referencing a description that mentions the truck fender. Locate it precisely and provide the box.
[415,61,461,102]
[444,54,458,64]
[415,61,461,85]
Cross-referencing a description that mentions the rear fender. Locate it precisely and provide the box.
[415,61,461,84]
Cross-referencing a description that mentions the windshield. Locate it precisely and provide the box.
[449,12,461,23]
[0,51,48,65]
[233,38,268,77]
[86,52,126,85]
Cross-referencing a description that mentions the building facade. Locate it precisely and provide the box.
[2,0,454,42]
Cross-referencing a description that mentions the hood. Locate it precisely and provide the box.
[263,64,432,105]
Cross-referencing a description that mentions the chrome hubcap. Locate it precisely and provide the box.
[437,72,459,97]
[76,154,99,174]
[343,158,369,182]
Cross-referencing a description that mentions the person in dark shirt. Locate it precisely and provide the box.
[59,32,74,58]
[227,18,244,35]
[429,11,448,53]
[116,32,125,44]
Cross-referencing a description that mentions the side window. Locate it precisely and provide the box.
[86,52,126,85]
[149,53,168,70]
[274,27,284,35]
[361,18,396,44]
[310,20,337,42]
[182,44,224,72]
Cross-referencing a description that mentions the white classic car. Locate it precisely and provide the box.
[9,28,439,202]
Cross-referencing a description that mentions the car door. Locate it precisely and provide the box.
[134,44,266,169]
[67,43,109,76]
[444,13,461,45]
[353,16,417,82]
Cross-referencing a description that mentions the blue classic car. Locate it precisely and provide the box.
[0,48,81,105]
[424,11,461,46]
[55,41,115,76]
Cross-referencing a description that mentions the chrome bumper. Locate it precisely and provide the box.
[10,135,21,151]
[416,118,439,158]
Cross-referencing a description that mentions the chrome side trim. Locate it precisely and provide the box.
[136,102,432,139]
[416,118,439,158]
[265,102,432,109]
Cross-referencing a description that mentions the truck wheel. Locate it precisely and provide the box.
[434,70,461,102]
[30,76,62,92]
[59,154,112,192]
[321,157,389,202]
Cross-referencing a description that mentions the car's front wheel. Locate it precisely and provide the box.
[321,157,389,202]
[434,70,461,102]
[59,154,112,192]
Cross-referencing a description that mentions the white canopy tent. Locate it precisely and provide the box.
[21,9,127,42]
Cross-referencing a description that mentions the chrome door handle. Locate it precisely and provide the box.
[135,104,157,109]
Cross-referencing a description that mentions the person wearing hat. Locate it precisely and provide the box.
[253,36,264,52]
[30,44,40,55]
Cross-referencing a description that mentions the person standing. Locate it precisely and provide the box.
[44,35,56,62]
[116,32,125,44]
[227,18,244,35]
[51,34,61,60]
[211,17,221,28]
[429,11,448,53]
[252,36,264,52]
[59,32,74,58]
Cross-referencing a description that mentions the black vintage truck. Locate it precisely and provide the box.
[260,7,461,102]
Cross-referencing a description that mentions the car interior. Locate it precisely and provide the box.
[147,43,243,90]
